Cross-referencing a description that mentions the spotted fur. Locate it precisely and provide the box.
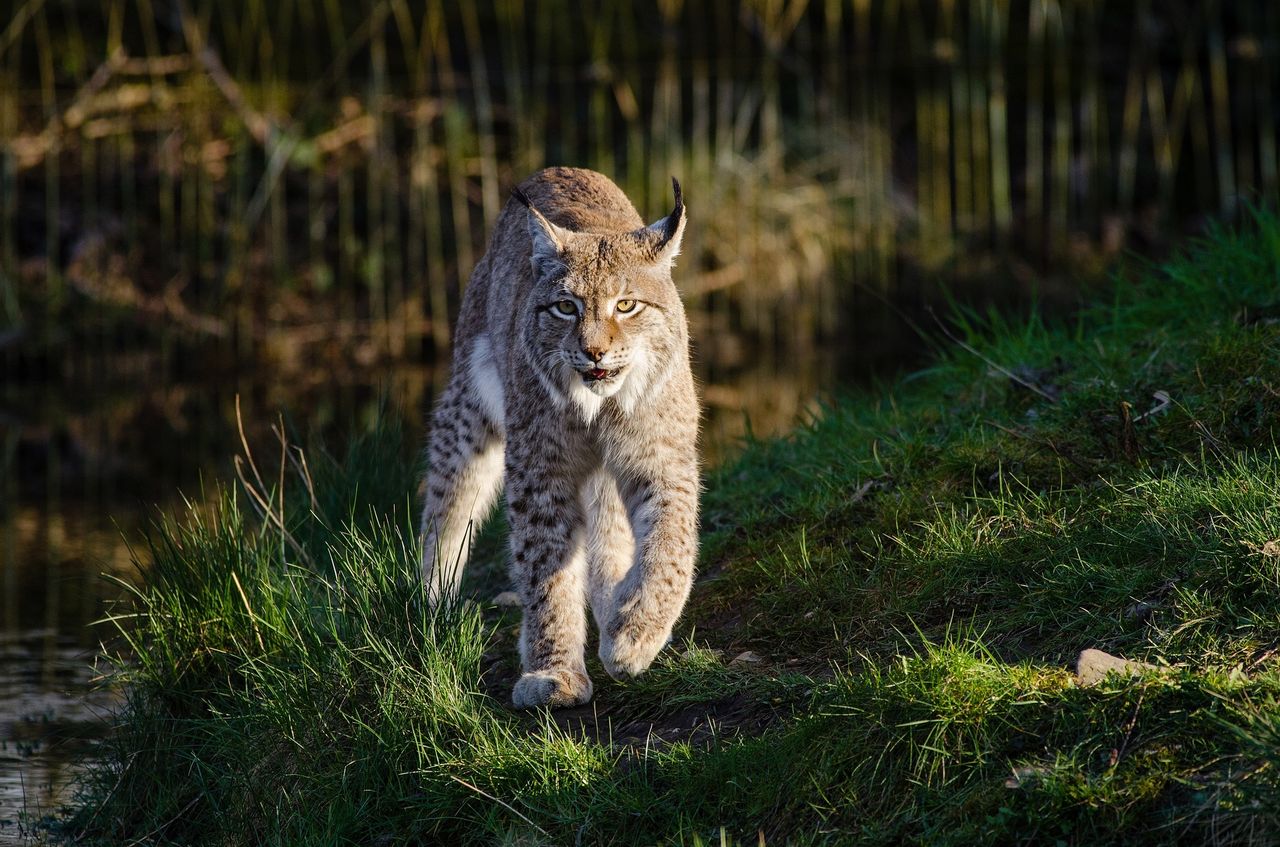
[420,167,700,708]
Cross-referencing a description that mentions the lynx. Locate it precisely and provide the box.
[420,167,700,708]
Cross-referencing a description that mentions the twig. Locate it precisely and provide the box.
[119,54,191,76]
[272,420,318,511]
[232,454,312,567]
[1113,689,1146,767]
[230,570,266,653]
[233,395,315,566]
[289,445,319,512]
[984,419,1033,441]
[176,0,297,236]
[235,395,273,511]
[929,308,1058,403]
[1133,390,1172,422]
[60,47,129,130]
[242,131,302,234]
[1246,642,1279,672]
[11,45,128,168]
[1118,401,1140,462]
[276,414,287,545]
[448,775,551,839]
[1191,419,1227,458]
[67,267,228,337]
[175,0,271,146]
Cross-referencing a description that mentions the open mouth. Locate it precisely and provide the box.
[582,367,620,382]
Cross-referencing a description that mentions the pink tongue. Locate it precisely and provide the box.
[590,368,608,379]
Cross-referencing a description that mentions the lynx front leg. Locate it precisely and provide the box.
[420,378,505,604]
[600,463,700,679]
[506,437,594,708]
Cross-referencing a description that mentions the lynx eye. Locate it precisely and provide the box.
[551,299,578,317]
[615,299,637,314]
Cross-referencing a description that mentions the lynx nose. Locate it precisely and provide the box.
[583,346,606,363]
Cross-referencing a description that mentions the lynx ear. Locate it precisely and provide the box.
[513,187,570,275]
[631,177,686,267]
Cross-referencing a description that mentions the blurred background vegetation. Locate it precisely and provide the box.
[0,0,1278,824]
[4,1,1279,446]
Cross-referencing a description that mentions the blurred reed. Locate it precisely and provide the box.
[0,0,1277,373]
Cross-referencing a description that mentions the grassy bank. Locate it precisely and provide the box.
[63,216,1280,845]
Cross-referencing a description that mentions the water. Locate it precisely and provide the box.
[0,630,121,840]
[0,490,129,841]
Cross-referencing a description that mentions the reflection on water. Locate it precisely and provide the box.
[0,630,121,841]
[0,501,128,841]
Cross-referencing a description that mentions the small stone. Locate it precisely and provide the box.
[1005,765,1049,789]
[492,591,521,608]
[730,650,762,666]
[1075,648,1158,686]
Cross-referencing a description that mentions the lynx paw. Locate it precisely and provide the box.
[600,620,672,680]
[511,668,593,709]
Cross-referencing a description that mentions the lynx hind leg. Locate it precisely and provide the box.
[583,471,636,641]
[420,371,504,605]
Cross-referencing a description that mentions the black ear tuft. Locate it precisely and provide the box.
[658,176,685,249]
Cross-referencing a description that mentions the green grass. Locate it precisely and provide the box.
[61,215,1280,845]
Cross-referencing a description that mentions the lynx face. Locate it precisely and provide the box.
[518,184,687,420]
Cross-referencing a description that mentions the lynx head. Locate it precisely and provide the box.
[516,179,687,421]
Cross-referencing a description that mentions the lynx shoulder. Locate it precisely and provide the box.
[420,167,700,708]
